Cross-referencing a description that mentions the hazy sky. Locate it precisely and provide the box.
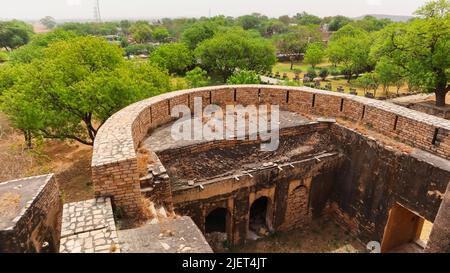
[0,0,430,21]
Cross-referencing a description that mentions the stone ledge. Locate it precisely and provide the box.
[92,85,450,169]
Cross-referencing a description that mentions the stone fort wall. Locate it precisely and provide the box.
[92,85,450,217]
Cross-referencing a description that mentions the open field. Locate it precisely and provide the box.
[0,112,94,203]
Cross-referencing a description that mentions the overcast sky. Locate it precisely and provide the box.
[0,0,430,21]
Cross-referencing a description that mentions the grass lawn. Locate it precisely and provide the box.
[272,62,413,98]
[272,62,336,78]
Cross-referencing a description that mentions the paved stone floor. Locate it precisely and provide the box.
[59,197,120,253]
[118,216,213,253]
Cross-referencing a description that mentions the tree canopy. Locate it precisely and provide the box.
[195,28,276,81]
[371,0,450,106]
[181,21,218,50]
[0,36,171,147]
[327,25,372,81]
[149,42,193,75]
[304,42,325,68]
[0,20,34,51]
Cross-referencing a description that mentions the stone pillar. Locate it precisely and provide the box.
[425,181,450,253]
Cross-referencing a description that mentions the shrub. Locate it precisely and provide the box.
[329,67,341,76]
[305,68,317,79]
[227,70,261,84]
[319,68,329,80]
[0,51,8,63]
[185,67,210,88]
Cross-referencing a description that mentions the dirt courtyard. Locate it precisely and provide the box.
[229,216,366,253]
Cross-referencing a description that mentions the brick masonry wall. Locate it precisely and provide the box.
[426,181,450,253]
[327,124,450,244]
[172,153,343,245]
[92,85,450,216]
[0,174,62,253]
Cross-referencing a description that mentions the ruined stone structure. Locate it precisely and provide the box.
[0,174,62,253]
[91,85,450,253]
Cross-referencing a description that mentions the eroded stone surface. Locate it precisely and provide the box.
[118,216,212,253]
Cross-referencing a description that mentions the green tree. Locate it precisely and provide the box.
[294,12,322,25]
[371,0,450,106]
[374,58,405,96]
[304,42,325,68]
[40,16,57,29]
[227,70,261,84]
[0,20,34,51]
[354,72,379,96]
[130,21,152,43]
[0,36,171,147]
[274,26,322,69]
[260,19,288,37]
[238,13,268,31]
[152,27,170,43]
[327,25,372,82]
[119,20,132,35]
[195,28,276,82]
[149,43,193,75]
[181,21,217,49]
[351,15,392,32]
[326,15,352,31]
[185,67,210,88]
[9,30,78,64]
[305,68,318,80]
[278,15,291,25]
[319,68,329,80]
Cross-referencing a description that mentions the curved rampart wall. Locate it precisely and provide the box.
[91,85,450,217]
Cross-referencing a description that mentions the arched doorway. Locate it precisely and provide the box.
[204,207,229,252]
[205,207,228,233]
[249,197,270,236]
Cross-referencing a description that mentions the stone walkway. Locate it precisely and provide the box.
[118,216,213,253]
[59,197,120,253]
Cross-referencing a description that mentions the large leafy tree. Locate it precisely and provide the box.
[237,13,268,31]
[327,25,372,82]
[274,25,322,69]
[0,36,170,147]
[195,28,276,82]
[0,20,34,51]
[57,22,119,36]
[181,21,218,50]
[129,21,152,43]
[40,16,57,29]
[9,30,78,64]
[371,0,450,106]
[351,15,392,32]
[304,42,325,68]
[152,27,170,43]
[374,58,405,96]
[294,12,322,26]
[149,42,193,75]
[325,15,352,31]
[185,67,210,88]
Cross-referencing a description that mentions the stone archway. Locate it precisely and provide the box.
[204,207,230,252]
[205,207,228,233]
[249,197,270,237]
